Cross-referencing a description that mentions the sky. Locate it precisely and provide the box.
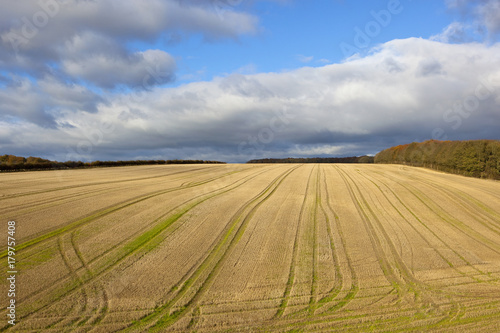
[0,0,499,163]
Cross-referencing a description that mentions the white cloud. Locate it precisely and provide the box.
[2,38,499,162]
[431,22,471,43]
[296,55,314,63]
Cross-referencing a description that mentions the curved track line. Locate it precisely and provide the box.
[274,165,315,319]
[0,168,252,258]
[0,165,219,201]
[0,167,271,330]
[334,166,407,296]
[125,165,300,331]
[361,169,497,285]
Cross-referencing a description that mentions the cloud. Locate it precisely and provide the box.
[443,0,500,41]
[296,55,314,63]
[417,59,445,77]
[62,47,177,89]
[431,22,472,43]
[317,58,331,64]
[0,77,57,128]
[0,0,259,88]
[2,38,499,162]
[478,0,500,37]
[0,0,259,48]
[0,75,105,128]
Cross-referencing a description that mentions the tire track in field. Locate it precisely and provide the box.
[314,166,343,309]
[269,165,405,332]
[315,165,358,313]
[239,297,443,333]
[382,176,500,282]
[263,290,499,333]
[274,165,315,319]
[356,168,500,329]
[395,169,500,246]
[342,166,468,327]
[124,165,301,332]
[0,165,217,201]
[0,168,242,246]
[80,165,274,291]
[67,230,109,329]
[309,165,320,315]
[21,167,271,327]
[186,285,390,324]
[0,167,271,331]
[403,166,500,202]
[350,168,477,326]
[340,166,429,290]
[353,170,417,276]
[23,234,95,331]
[145,165,300,330]
[335,165,441,317]
[42,296,81,331]
[333,166,408,299]
[194,164,500,332]
[187,306,201,330]
[0,168,253,258]
[0,186,118,218]
[82,167,271,269]
[286,165,353,317]
[389,168,500,237]
[45,236,89,329]
[357,171,416,275]
[404,173,500,239]
[287,165,320,318]
[361,169,497,284]
[357,170,462,274]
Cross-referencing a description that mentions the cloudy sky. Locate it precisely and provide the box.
[1,0,499,162]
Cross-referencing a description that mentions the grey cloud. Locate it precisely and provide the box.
[0,77,56,127]
[218,74,275,99]
[383,57,405,73]
[0,0,258,87]
[443,0,500,41]
[56,32,176,89]
[0,75,104,127]
[118,108,148,122]
[417,59,445,77]
[62,47,177,89]
[478,1,500,37]
[2,38,500,162]
[38,77,106,113]
[0,0,258,51]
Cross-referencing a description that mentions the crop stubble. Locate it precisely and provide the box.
[1,164,500,332]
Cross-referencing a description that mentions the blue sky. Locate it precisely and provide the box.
[0,0,499,162]
[172,0,451,84]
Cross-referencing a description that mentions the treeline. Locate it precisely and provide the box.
[0,154,225,172]
[247,156,375,164]
[375,140,500,179]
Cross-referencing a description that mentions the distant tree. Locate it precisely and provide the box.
[247,156,374,164]
[375,140,500,180]
[0,154,225,172]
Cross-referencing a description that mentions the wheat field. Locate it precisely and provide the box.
[1,164,500,332]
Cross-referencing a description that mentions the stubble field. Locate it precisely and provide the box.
[1,164,500,332]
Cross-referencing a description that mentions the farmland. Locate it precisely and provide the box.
[1,164,500,332]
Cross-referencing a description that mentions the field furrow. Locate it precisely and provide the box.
[1,164,499,332]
